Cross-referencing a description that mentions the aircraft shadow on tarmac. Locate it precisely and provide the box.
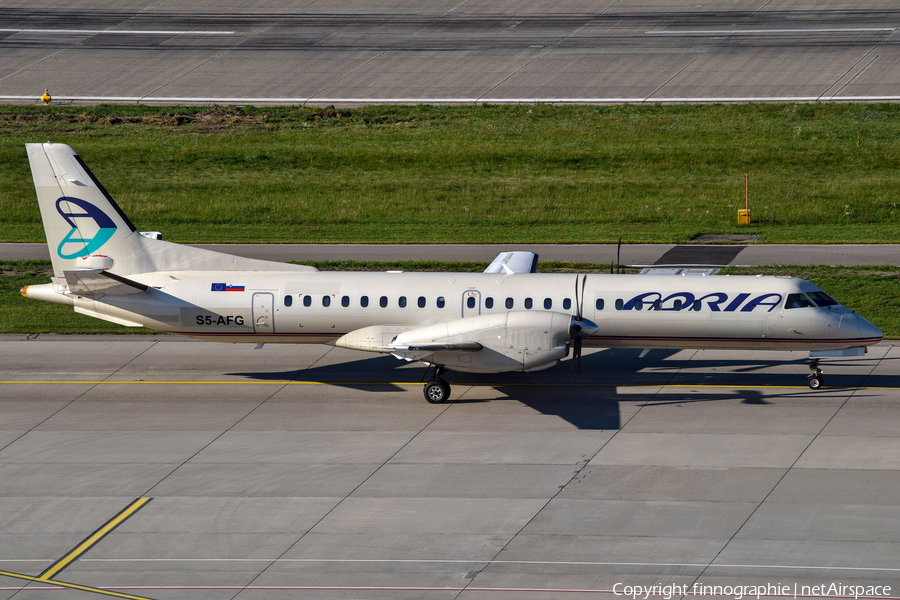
[230,348,894,430]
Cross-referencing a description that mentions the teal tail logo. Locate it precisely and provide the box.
[56,197,117,259]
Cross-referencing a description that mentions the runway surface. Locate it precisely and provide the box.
[2,1,900,104]
[5,242,900,267]
[1,335,899,599]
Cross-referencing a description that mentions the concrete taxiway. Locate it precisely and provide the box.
[1,335,899,599]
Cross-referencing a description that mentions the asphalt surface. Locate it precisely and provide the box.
[5,242,900,266]
[1,336,899,599]
[2,2,900,104]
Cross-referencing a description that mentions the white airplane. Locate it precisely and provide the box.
[21,142,883,402]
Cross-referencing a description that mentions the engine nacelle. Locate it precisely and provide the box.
[394,311,574,373]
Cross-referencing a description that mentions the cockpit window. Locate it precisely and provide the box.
[785,293,815,309]
[807,291,839,307]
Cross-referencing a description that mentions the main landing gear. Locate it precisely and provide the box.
[423,365,451,404]
[807,358,825,389]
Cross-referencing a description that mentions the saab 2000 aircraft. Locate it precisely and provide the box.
[21,142,883,402]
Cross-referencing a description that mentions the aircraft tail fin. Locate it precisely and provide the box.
[26,142,318,277]
[27,142,143,277]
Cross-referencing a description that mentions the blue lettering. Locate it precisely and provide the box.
[740,293,783,312]
[693,292,729,311]
[660,292,695,311]
[723,293,751,312]
[624,292,662,310]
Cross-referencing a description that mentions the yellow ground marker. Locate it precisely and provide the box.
[39,497,151,581]
[0,497,155,600]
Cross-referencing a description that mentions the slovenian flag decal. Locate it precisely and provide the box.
[211,283,245,292]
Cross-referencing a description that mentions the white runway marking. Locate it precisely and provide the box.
[0,28,234,35]
[646,27,896,35]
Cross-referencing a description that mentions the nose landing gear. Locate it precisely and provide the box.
[808,359,824,389]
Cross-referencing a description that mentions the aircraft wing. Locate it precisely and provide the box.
[64,269,149,297]
[483,252,539,274]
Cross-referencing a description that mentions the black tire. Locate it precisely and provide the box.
[424,379,450,404]
[808,374,823,389]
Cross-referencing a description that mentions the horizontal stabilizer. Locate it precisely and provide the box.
[64,269,148,296]
[483,252,539,274]
[74,305,143,327]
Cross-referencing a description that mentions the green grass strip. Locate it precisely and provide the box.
[3,103,900,244]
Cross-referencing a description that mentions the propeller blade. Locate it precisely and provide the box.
[580,274,587,319]
[572,336,582,372]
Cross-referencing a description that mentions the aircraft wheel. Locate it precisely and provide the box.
[424,379,451,404]
[808,374,824,390]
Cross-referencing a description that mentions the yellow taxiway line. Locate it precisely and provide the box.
[0,497,155,600]
[39,497,151,581]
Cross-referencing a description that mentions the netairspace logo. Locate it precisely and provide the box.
[613,582,893,600]
[55,197,117,259]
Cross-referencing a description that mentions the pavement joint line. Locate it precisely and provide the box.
[0,498,155,600]
[682,348,890,600]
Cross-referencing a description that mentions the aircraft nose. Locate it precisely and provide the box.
[856,314,883,343]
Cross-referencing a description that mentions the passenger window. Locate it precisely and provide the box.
[544,298,552,310]
[284,295,293,308]
[653,299,661,311]
[303,295,312,307]
[525,298,533,309]
[673,299,682,311]
[634,299,644,310]
[615,299,623,311]
[485,297,494,309]
[596,298,604,310]
[785,293,814,309]
[692,300,701,311]
[437,296,445,308]
[399,296,407,308]
[506,297,514,309]
[361,295,369,308]
[322,296,331,307]
[563,298,572,310]
[380,296,388,308]
[341,295,349,307]
[467,296,476,309]
[418,296,426,308]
